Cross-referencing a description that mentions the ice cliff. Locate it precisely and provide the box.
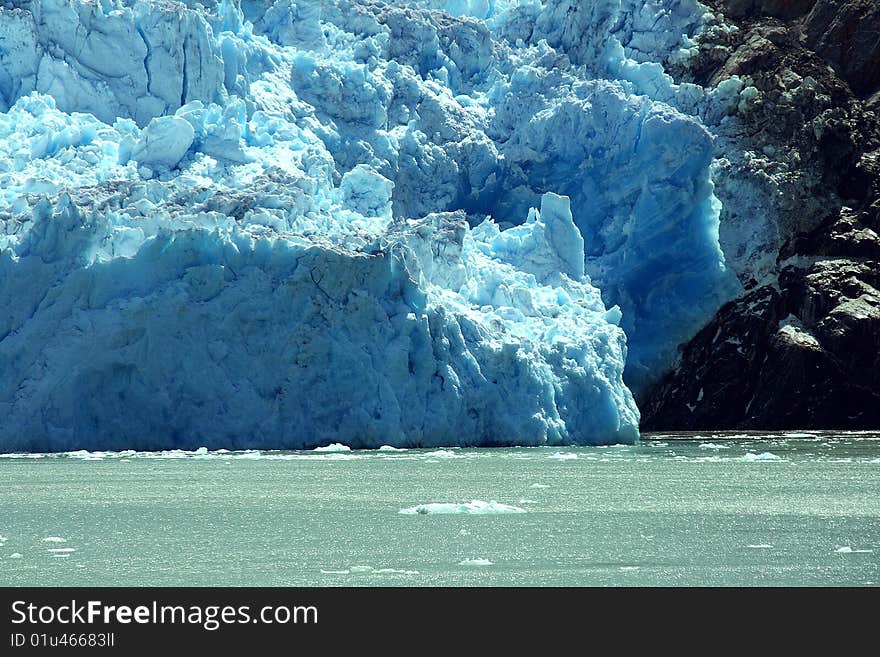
[0,0,755,450]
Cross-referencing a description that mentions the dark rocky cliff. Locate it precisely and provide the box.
[643,0,880,430]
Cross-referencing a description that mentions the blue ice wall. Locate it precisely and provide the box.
[0,0,752,449]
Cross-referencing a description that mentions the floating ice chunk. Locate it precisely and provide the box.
[548,452,578,461]
[530,484,550,489]
[324,566,419,575]
[746,544,774,549]
[700,443,731,450]
[835,546,873,554]
[741,452,782,462]
[399,500,526,515]
[64,450,101,460]
[314,444,352,453]
[459,558,493,566]
[9,553,23,559]
[378,445,406,452]
[42,537,66,543]
[423,450,460,459]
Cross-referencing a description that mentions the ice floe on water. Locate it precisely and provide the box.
[423,450,461,459]
[2,434,877,466]
[530,483,550,489]
[835,546,873,554]
[321,566,419,576]
[459,558,493,567]
[42,537,66,543]
[548,452,578,461]
[746,544,774,549]
[47,548,76,557]
[399,500,526,515]
[740,452,783,462]
[314,444,351,453]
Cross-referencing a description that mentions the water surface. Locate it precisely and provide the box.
[1,432,877,586]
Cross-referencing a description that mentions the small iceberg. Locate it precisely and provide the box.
[399,500,526,515]
[548,452,578,461]
[459,558,493,567]
[331,565,420,575]
[314,443,351,453]
[423,450,459,458]
[741,452,782,462]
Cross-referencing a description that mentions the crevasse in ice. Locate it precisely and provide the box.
[0,0,748,450]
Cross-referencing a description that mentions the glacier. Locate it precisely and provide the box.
[0,0,754,450]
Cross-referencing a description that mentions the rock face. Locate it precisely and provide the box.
[643,0,880,430]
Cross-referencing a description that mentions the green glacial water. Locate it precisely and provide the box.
[1,432,877,586]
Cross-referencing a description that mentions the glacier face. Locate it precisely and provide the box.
[0,0,752,450]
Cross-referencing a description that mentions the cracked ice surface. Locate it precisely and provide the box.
[0,0,749,450]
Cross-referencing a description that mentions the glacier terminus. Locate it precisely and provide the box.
[0,0,762,450]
